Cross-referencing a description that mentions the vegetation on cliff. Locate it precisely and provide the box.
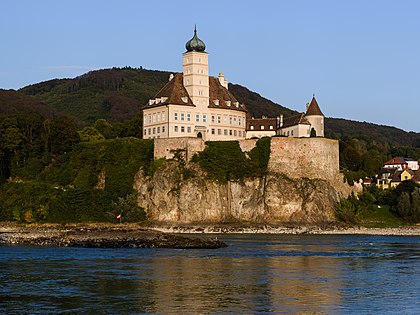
[191,137,271,183]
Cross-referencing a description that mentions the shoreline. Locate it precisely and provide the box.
[1,222,419,236]
[148,224,420,236]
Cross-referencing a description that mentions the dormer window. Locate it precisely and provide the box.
[149,99,155,105]
[234,102,239,107]
[270,125,273,130]
[250,126,254,130]
[260,125,264,130]
[181,97,188,103]
[161,97,168,103]
[226,101,231,107]
[213,99,219,106]
[155,98,160,104]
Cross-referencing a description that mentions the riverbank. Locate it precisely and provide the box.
[148,223,420,236]
[0,223,227,249]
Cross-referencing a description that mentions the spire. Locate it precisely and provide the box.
[305,95,324,116]
[185,26,206,52]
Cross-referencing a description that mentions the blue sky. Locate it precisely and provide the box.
[1,0,419,132]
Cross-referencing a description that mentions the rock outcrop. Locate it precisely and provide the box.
[134,161,360,224]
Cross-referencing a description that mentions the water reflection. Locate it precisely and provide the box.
[0,235,419,314]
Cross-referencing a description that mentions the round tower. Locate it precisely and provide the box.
[305,96,324,137]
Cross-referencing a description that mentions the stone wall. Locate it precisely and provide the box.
[154,137,205,161]
[268,137,339,183]
[154,137,339,183]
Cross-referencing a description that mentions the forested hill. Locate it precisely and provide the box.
[11,67,419,147]
[0,89,54,118]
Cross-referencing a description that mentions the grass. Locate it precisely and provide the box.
[358,205,407,228]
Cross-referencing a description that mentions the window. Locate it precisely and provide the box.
[229,130,233,136]
[203,115,207,123]
[234,130,237,136]
[181,126,185,133]
[217,116,221,124]
[143,129,146,135]
[162,126,165,133]
[174,113,178,121]
[218,129,221,135]
[224,129,228,135]
[152,127,156,134]
[187,126,191,133]
[174,126,178,132]
[181,113,185,121]
[187,113,191,121]
[224,116,227,124]
[196,114,200,122]
[162,112,165,121]
[157,114,161,122]
[143,117,147,124]
[291,130,294,136]
[234,117,237,125]
[404,176,408,180]
[157,127,160,133]
[212,115,215,123]
[211,128,215,135]
[153,114,156,123]
[148,115,151,123]
[198,90,203,96]
[148,128,151,135]
[238,130,242,137]
[238,117,241,126]
[229,116,232,124]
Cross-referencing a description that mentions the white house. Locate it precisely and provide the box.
[142,27,247,141]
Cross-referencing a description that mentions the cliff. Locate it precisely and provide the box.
[134,159,359,224]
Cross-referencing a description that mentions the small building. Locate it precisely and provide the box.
[246,95,325,138]
[383,157,419,171]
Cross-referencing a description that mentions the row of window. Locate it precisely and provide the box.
[173,126,243,137]
[174,112,243,125]
[144,126,166,136]
[249,125,274,130]
[145,112,166,124]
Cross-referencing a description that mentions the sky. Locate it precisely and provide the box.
[1,0,419,132]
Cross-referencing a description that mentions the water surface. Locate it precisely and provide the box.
[1,234,419,314]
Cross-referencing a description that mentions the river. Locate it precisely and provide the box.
[1,234,419,314]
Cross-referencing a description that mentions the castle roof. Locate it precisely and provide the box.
[145,73,194,108]
[305,96,324,116]
[185,26,206,52]
[208,76,247,112]
[246,117,277,131]
[145,73,247,112]
[281,113,310,128]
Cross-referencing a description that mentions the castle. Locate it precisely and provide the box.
[142,28,324,140]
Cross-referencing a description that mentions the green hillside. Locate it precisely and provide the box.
[12,67,419,147]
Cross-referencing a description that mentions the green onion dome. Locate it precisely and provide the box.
[185,26,206,52]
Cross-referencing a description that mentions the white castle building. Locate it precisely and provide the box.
[143,28,324,141]
[142,27,247,141]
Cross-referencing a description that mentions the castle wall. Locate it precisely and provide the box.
[154,137,339,183]
[154,137,205,161]
[268,137,339,182]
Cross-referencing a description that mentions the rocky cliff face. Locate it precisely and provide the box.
[134,161,360,224]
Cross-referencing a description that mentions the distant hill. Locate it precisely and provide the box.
[10,67,418,147]
[0,89,54,118]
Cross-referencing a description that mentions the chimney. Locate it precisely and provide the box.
[218,72,228,89]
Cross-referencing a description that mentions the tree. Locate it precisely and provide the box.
[49,116,80,154]
[78,127,105,142]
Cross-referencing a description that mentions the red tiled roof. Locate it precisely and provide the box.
[385,157,408,165]
[144,73,247,112]
[208,76,247,112]
[246,117,277,131]
[144,73,194,108]
[305,96,324,116]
